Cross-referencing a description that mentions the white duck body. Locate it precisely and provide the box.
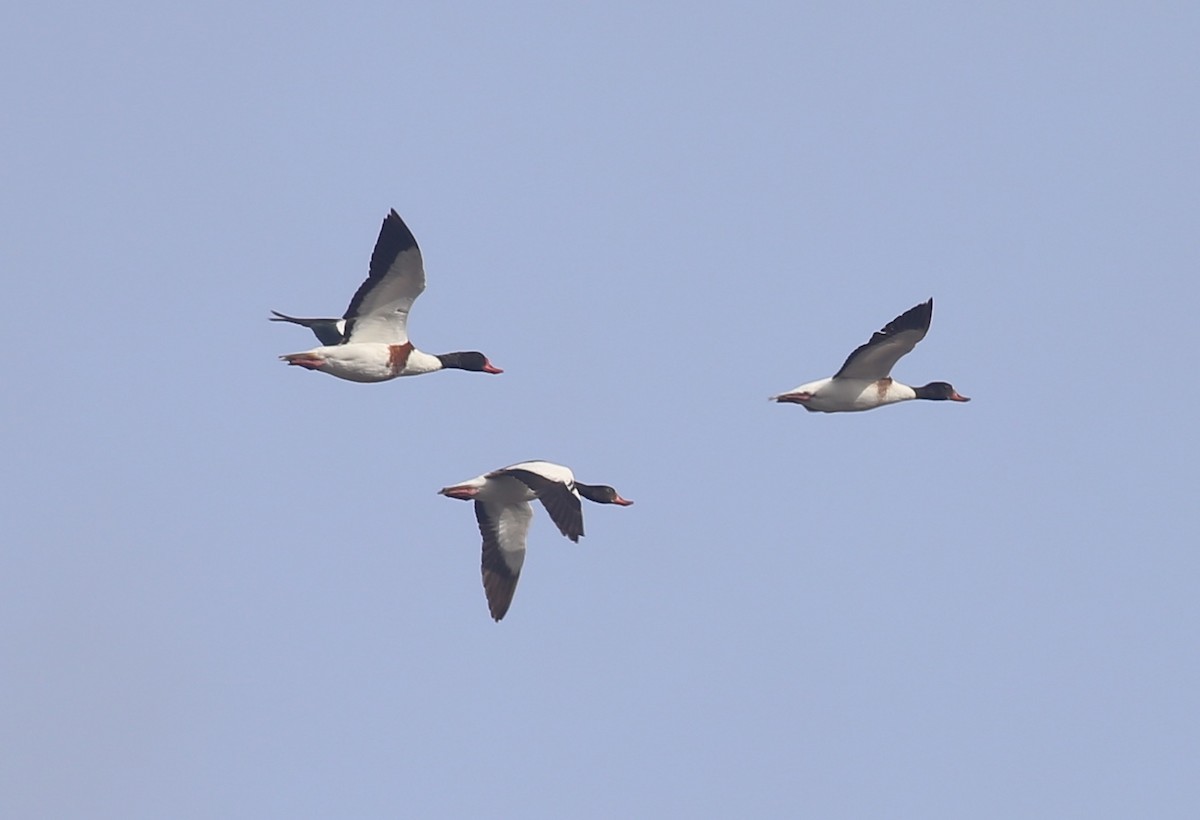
[778,376,918,413]
[440,461,578,510]
[443,463,560,505]
[281,343,444,383]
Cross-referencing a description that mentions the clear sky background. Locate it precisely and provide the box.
[2,3,1197,818]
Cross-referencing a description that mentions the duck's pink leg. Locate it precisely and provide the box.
[281,353,325,370]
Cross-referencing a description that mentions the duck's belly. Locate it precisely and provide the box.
[808,379,913,412]
[317,344,399,383]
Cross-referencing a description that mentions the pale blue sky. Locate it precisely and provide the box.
[3,3,1198,818]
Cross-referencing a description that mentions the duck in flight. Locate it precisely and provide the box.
[438,461,633,622]
[274,209,502,383]
[770,298,969,413]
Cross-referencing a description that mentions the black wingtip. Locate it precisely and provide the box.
[366,209,420,278]
[379,209,418,252]
[883,299,934,335]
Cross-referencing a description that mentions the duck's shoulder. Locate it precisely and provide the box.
[492,461,575,487]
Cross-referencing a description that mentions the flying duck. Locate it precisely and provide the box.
[770,298,969,413]
[438,461,633,621]
[274,209,503,382]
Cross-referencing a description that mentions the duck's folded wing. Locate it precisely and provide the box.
[341,210,426,344]
[834,299,933,381]
[502,469,584,542]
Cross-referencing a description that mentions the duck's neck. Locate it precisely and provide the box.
[434,352,468,370]
[401,349,444,374]
[575,483,609,503]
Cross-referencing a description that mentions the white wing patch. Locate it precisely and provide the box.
[341,211,428,344]
[490,501,532,574]
[342,245,425,344]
